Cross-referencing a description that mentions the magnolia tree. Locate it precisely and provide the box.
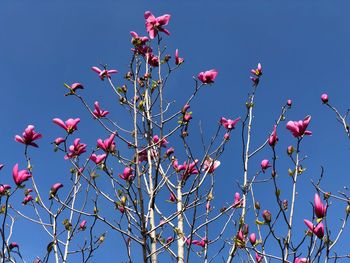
[1,10,349,263]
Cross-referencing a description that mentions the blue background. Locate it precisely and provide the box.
[1,1,350,262]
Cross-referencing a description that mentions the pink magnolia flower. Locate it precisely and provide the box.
[130,31,149,46]
[321,93,328,103]
[90,153,107,164]
[146,53,159,67]
[304,219,324,239]
[261,159,271,172]
[15,125,42,148]
[165,147,174,157]
[119,167,134,181]
[53,118,80,134]
[220,117,240,130]
[198,69,218,84]
[9,242,19,250]
[203,158,221,174]
[236,230,244,242]
[91,66,118,80]
[153,135,168,147]
[166,236,174,243]
[175,49,184,65]
[64,138,87,159]
[192,237,207,248]
[13,164,31,186]
[64,82,84,94]
[97,134,116,153]
[251,63,262,77]
[249,233,256,245]
[169,192,176,202]
[286,115,312,138]
[79,220,87,230]
[183,112,192,122]
[268,125,278,146]
[93,101,109,119]
[255,253,263,263]
[183,160,199,181]
[22,195,33,205]
[262,210,272,223]
[0,184,11,195]
[314,193,327,218]
[144,11,171,39]
[233,192,242,207]
[49,183,63,199]
[54,137,65,146]
[294,258,308,263]
[287,99,292,107]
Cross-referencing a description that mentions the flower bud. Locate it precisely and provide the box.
[287,99,292,107]
[224,133,230,140]
[255,201,261,210]
[282,199,288,210]
[262,210,271,223]
[249,233,256,245]
[242,224,249,235]
[321,93,328,103]
[287,145,294,155]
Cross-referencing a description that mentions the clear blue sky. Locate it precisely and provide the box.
[1,1,350,262]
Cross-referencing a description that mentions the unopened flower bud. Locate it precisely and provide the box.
[321,93,328,103]
[255,201,261,210]
[287,145,294,155]
[262,210,271,223]
[287,99,292,107]
[224,133,230,140]
[282,199,288,210]
[249,233,256,245]
[164,54,171,62]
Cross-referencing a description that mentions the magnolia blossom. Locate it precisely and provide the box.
[64,82,84,94]
[220,117,240,130]
[255,253,263,263]
[286,115,312,138]
[304,219,324,239]
[250,76,259,86]
[119,167,134,181]
[49,183,63,199]
[146,53,159,67]
[153,135,168,147]
[54,137,65,146]
[321,93,328,103]
[198,69,218,84]
[130,31,149,46]
[93,101,109,119]
[79,220,87,230]
[64,138,87,159]
[268,125,278,146]
[144,11,171,39]
[97,134,116,153]
[90,153,107,164]
[22,195,33,205]
[165,147,174,157]
[173,159,199,181]
[192,237,207,248]
[294,258,308,263]
[15,125,42,148]
[261,159,271,172]
[314,193,327,218]
[53,118,80,134]
[169,192,176,202]
[249,233,256,245]
[262,210,272,223]
[9,242,18,250]
[0,184,11,195]
[13,164,31,186]
[203,158,220,174]
[251,63,262,77]
[175,49,184,65]
[91,66,118,80]
[233,192,242,207]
